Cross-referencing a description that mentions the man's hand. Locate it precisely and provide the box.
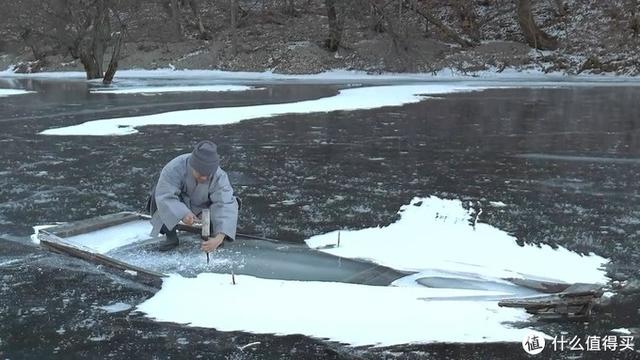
[182,212,196,225]
[201,233,225,253]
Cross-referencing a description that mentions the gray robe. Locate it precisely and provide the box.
[150,154,238,239]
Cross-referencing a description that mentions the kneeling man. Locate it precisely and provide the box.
[148,140,239,252]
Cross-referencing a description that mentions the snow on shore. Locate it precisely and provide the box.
[3,66,639,82]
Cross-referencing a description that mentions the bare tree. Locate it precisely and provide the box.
[629,0,640,37]
[516,0,558,50]
[5,0,134,80]
[325,0,342,51]
[161,0,208,39]
[76,0,111,79]
[404,1,476,48]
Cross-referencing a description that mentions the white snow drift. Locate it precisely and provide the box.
[137,272,531,347]
[306,196,608,285]
[40,84,487,136]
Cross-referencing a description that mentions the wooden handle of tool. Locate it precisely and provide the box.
[201,209,210,238]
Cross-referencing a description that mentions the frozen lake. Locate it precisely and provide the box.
[1,74,639,357]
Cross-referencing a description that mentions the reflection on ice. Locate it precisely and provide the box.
[0,89,33,97]
[90,85,257,94]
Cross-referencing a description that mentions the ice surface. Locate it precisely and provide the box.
[40,84,488,136]
[515,153,640,164]
[305,196,608,284]
[136,273,532,346]
[90,85,256,94]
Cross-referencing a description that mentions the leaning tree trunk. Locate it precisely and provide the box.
[325,0,341,52]
[103,29,124,84]
[404,1,475,48]
[516,0,558,50]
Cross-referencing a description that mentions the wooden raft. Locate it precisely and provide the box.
[38,212,165,289]
[498,283,603,319]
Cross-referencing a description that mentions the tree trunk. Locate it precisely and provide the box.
[284,0,295,16]
[80,53,102,79]
[166,0,184,36]
[325,0,341,51]
[79,0,110,79]
[454,0,480,42]
[369,3,385,33]
[103,29,124,84]
[630,0,639,37]
[230,0,238,56]
[516,0,558,50]
[186,0,209,39]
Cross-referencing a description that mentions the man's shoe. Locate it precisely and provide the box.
[158,232,179,252]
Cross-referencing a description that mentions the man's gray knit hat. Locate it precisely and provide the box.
[188,140,219,176]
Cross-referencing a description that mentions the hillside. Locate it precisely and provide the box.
[1,0,639,76]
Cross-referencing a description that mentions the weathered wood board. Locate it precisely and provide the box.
[499,283,603,318]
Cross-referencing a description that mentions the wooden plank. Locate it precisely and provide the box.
[39,230,165,289]
[48,211,144,238]
[498,281,602,319]
[499,294,596,308]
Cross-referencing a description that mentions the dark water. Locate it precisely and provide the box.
[1,78,639,359]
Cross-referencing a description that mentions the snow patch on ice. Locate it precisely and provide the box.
[611,328,632,335]
[489,201,507,207]
[305,196,608,284]
[136,273,531,346]
[98,302,132,313]
[40,84,487,136]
